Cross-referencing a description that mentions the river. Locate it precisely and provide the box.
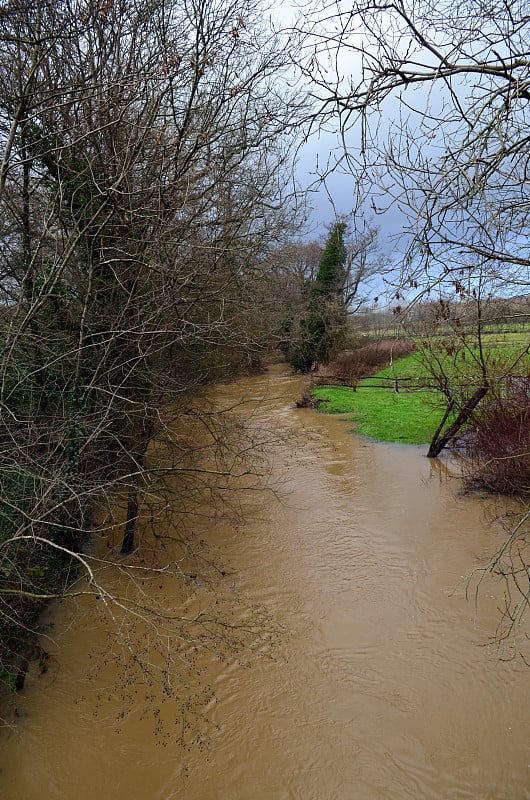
[1,366,529,799]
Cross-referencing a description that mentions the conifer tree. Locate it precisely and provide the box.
[290,222,348,371]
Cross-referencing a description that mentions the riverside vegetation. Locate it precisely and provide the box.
[312,328,530,453]
[3,0,530,741]
[0,0,316,721]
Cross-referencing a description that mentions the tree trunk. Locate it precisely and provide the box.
[428,397,455,455]
[120,477,139,555]
[14,658,29,692]
[427,384,489,458]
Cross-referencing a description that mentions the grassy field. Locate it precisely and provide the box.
[313,383,446,444]
[312,335,530,445]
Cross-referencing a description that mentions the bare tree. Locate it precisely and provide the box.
[0,0,305,710]
[295,0,530,447]
[294,0,530,648]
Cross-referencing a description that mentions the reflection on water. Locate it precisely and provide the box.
[1,366,528,800]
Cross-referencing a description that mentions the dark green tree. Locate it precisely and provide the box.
[290,222,348,372]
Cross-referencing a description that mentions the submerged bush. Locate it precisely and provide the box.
[461,377,530,495]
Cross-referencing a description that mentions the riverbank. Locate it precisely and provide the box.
[312,383,445,445]
[311,339,530,449]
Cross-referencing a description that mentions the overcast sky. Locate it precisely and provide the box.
[268,0,410,269]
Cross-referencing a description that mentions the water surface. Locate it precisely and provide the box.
[1,367,527,799]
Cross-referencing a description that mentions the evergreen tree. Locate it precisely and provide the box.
[311,222,347,298]
[290,222,348,372]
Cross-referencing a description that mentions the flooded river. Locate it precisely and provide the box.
[1,367,529,799]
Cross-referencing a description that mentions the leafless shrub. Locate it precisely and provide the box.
[295,381,327,408]
[460,377,530,495]
[316,338,415,384]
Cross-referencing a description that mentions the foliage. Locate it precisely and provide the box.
[0,0,305,715]
[289,222,349,372]
[311,223,348,297]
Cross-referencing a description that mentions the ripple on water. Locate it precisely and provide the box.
[1,369,529,800]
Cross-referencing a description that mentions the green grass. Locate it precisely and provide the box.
[373,342,530,388]
[371,352,429,386]
[312,337,530,446]
[313,383,446,444]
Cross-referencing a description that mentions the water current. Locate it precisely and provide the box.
[1,366,529,799]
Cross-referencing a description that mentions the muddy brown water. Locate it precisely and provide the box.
[1,367,529,799]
